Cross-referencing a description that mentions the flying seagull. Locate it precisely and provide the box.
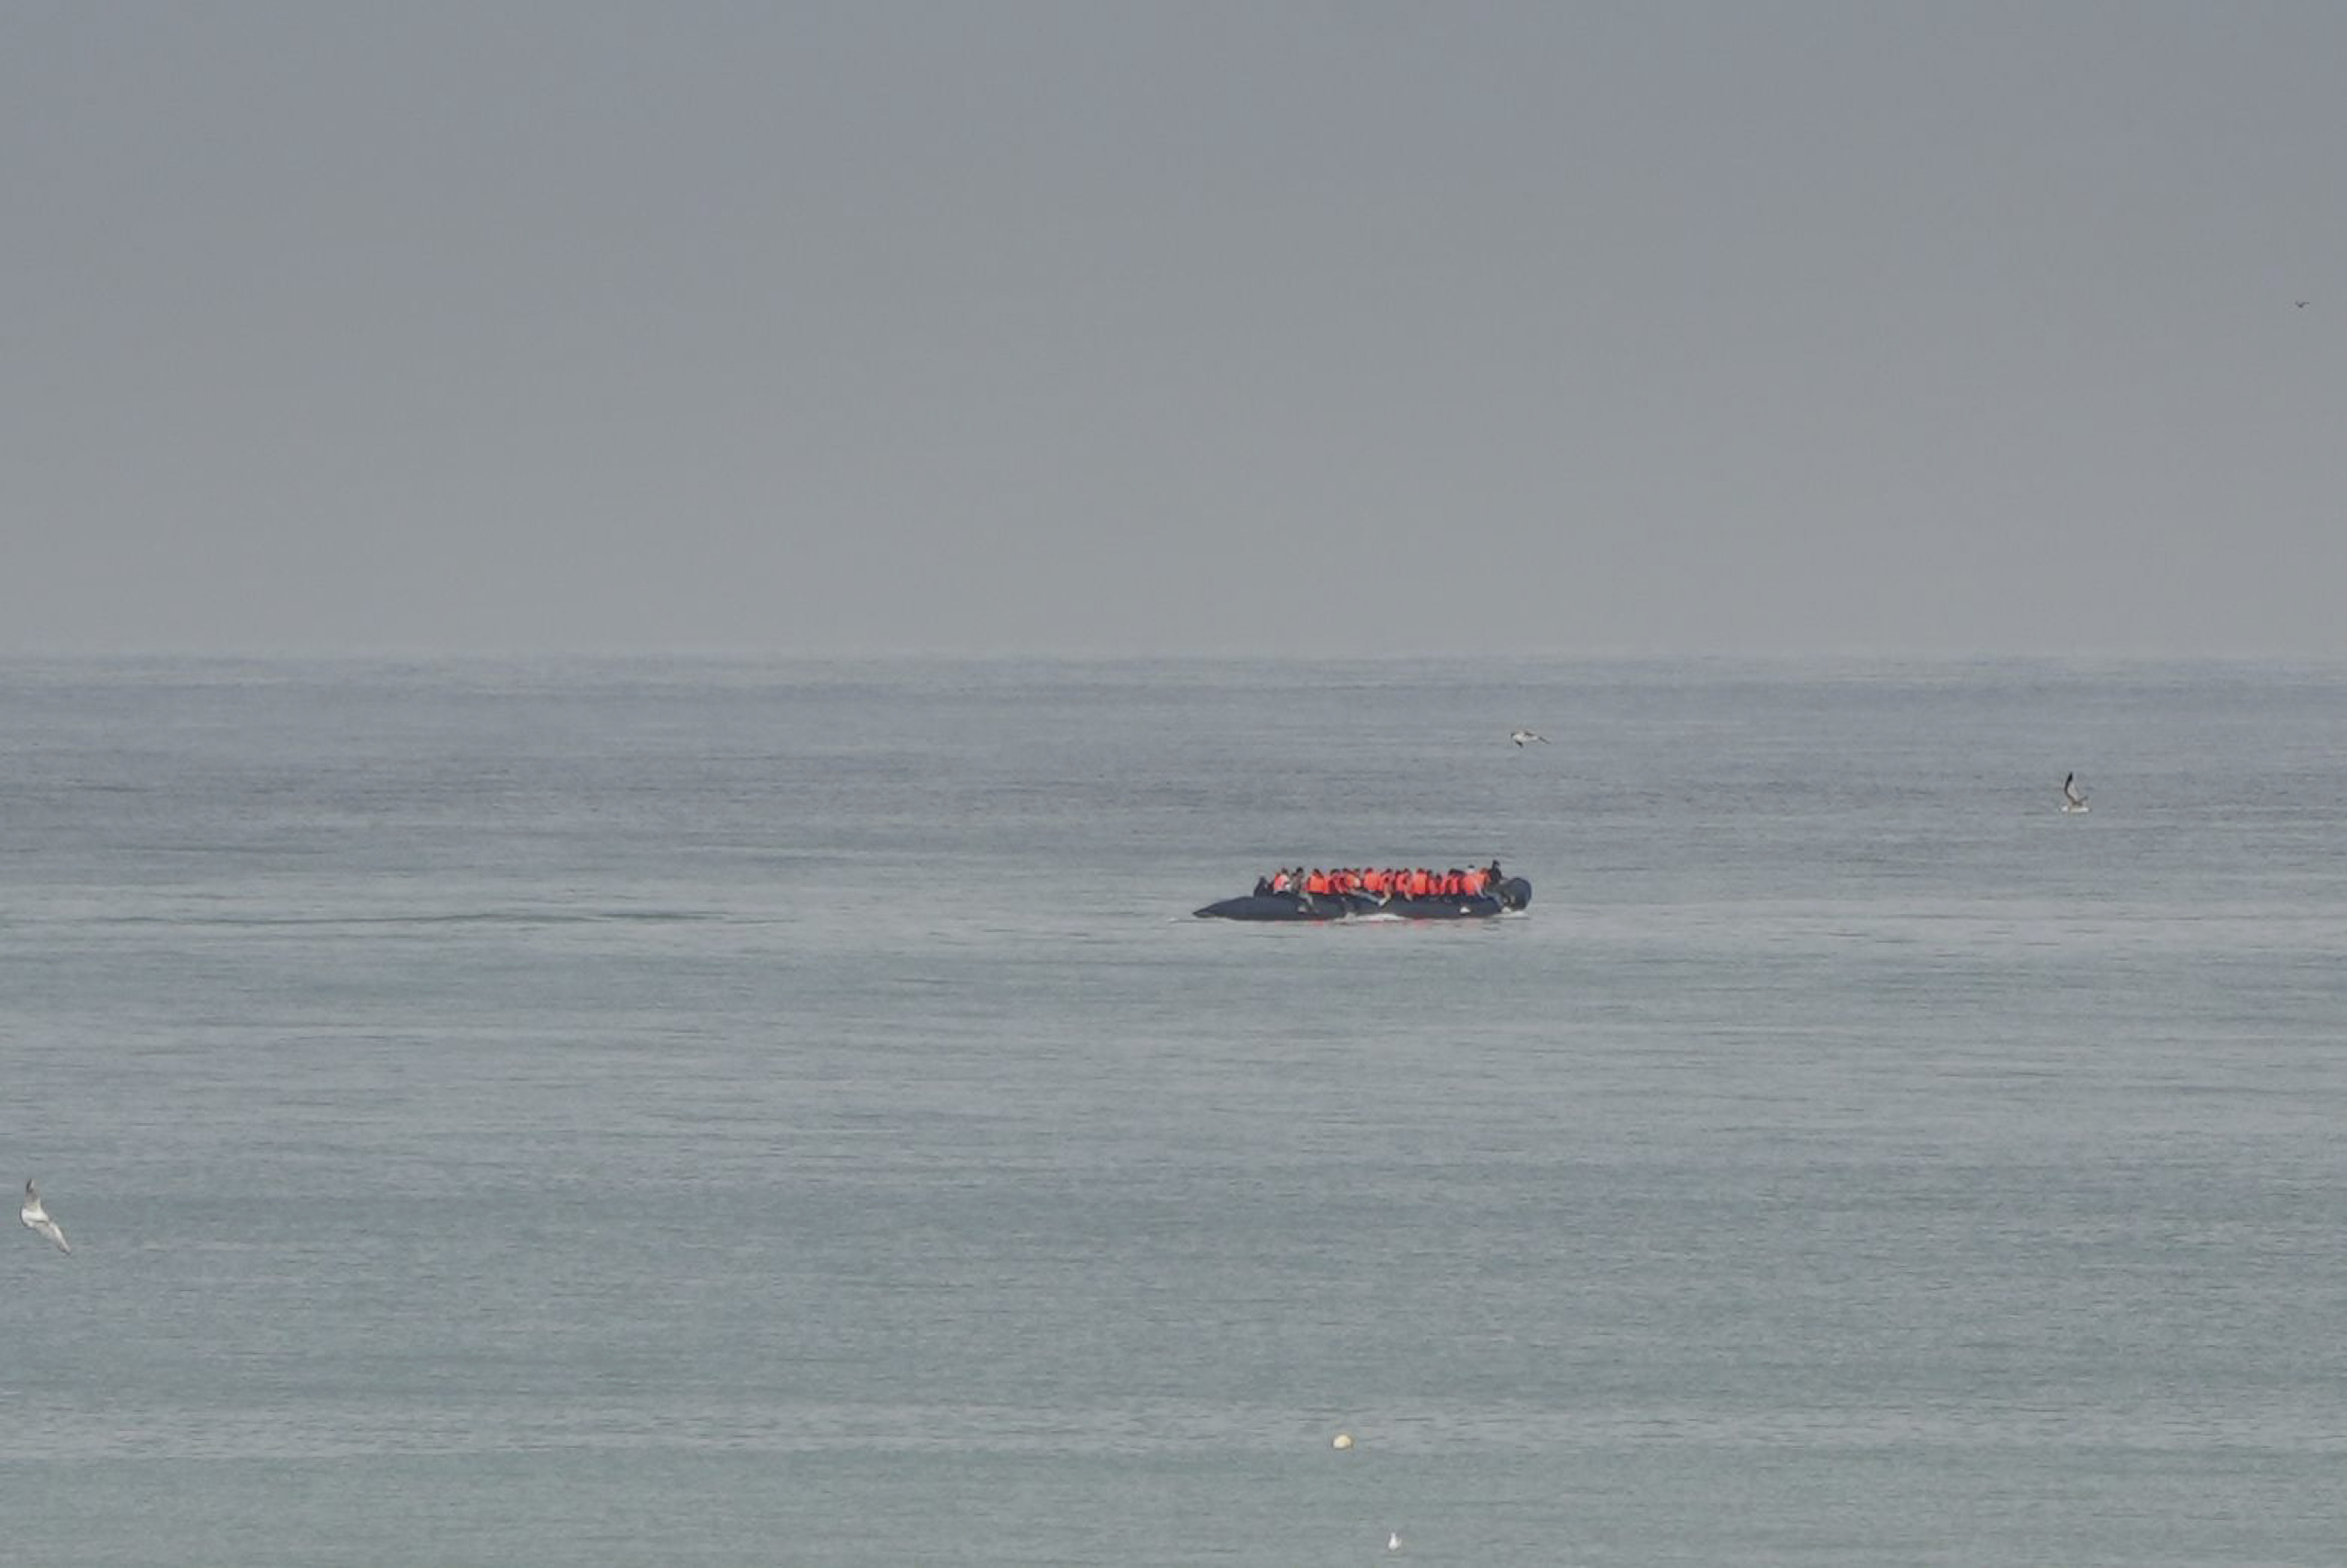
[2061,773,2090,814]
[20,1179,69,1253]
[1510,729,1549,747]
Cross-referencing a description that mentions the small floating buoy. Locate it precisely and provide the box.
[1332,1431,1354,1451]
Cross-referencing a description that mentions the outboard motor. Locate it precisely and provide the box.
[1496,877,1533,911]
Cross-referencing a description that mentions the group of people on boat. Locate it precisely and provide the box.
[1255,860,1507,901]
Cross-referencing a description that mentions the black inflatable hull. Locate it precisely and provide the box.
[1195,879,1531,921]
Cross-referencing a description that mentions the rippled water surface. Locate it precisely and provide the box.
[3,656,2344,1565]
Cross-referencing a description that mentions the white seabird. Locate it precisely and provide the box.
[1389,1529,1403,1550]
[1510,729,1549,747]
[2061,773,2090,814]
[20,1179,69,1253]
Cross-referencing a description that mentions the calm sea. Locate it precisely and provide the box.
[3,656,2343,1566]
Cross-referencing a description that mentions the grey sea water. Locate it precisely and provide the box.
[3,656,2344,1566]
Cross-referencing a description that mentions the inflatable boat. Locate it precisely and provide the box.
[1195,877,1531,922]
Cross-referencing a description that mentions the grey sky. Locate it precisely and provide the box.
[4,2,2341,656]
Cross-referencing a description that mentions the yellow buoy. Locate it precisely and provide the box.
[1332,1432,1354,1451]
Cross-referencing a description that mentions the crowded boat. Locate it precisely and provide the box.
[1195,861,1530,921]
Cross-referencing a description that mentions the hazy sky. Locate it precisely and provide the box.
[4,2,2341,656]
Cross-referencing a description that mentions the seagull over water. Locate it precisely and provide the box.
[2062,772,2090,814]
[1510,728,1549,747]
[20,1179,70,1253]
[1389,1530,1403,1551]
